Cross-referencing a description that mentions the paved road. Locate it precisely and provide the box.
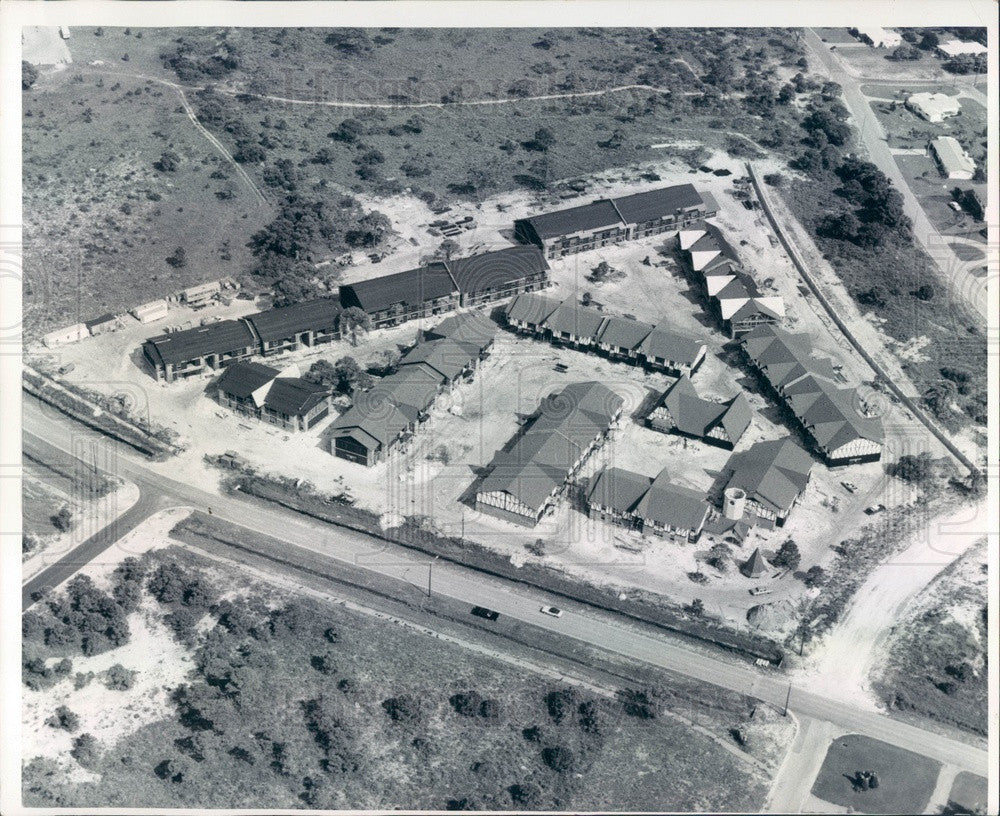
[803,29,987,322]
[22,394,988,778]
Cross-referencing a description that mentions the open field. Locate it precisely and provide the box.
[23,539,775,810]
[892,154,985,241]
[810,734,941,814]
[812,28,860,45]
[869,99,987,165]
[872,540,988,736]
[948,771,988,814]
[829,41,969,81]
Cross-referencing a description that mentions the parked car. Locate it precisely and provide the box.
[865,503,886,515]
[470,606,500,622]
[554,363,569,373]
[841,481,858,494]
[539,605,564,618]
[749,586,773,596]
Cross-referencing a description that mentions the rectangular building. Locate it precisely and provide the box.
[445,245,550,307]
[182,280,222,307]
[143,319,259,382]
[930,136,976,180]
[339,262,460,329]
[721,438,813,527]
[475,382,623,526]
[43,323,89,347]
[514,184,712,259]
[132,300,169,324]
[215,361,332,432]
[245,298,342,357]
[84,313,120,337]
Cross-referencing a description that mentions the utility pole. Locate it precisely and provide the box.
[783,683,792,717]
[427,561,432,597]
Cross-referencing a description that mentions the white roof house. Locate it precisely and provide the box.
[855,27,902,48]
[132,299,169,323]
[930,137,976,180]
[906,92,961,123]
[937,39,987,57]
[43,323,88,347]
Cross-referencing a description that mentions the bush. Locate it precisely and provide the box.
[541,745,575,773]
[616,688,658,719]
[103,663,138,691]
[22,61,39,91]
[803,565,828,588]
[772,540,801,571]
[886,452,936,486]
[51,505,74,532]
[381,695,421,723]
[154,150,180,172]
[70,733,100,767]
[544,688,576,724]
[449,691,484,717]
[45,705,80,732]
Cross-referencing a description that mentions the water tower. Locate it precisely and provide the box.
[723,487,746,520]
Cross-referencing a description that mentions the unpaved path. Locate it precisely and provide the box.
[790,500,987,712]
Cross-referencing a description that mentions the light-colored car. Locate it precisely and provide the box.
[539,605,564,618]
[749,586,773,596]
[841,481,858,494]
[865,503,886,515]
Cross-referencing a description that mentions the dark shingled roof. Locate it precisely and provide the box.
[543,301,606,340]
[246,298,341,343]
[635,470,710,532]
[517,199,623,240]
[445,245,549,296]
[424,311,497,350]
[144,320,257,367]
[725,438,813,515]
[85,313,117,329]
[613,183,706,225]
[638,323,706,366]
[596,315,653,350]
[655,375,752,443]
[587,467,652,514]
[505,292,562,326]
[264,377,329,417]
[215,361,281,399]
[339,262,458,314]
[399,337,481,381]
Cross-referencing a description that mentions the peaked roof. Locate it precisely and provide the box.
[587,467,652,514]
[725,438,813,515]
[263,377,330,416]
[332,396,412,449]
[340,262,458,313]
[445,245,549,295]
[596,315,654,349]
[505,292,562,326]
[246,298,342,343]
[635,469,710,531]
[215,361,281,399]
[656,375,752,442]
[543,301,606,339]
[424,311,497,349]
[144,319,257,366]
[740,547,769,578]
[638,322,706,365]
[399,337,481,381]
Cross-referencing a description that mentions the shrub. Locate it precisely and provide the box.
[449,691,484,717]
[544,688,576,724]
[103,663,138,691]
[541,745,575,773]
[617,687,658,719]
[772,540,801,570]
[381,695,421,723]
[45,705,80,732]
[154,150,180,172]
[70,733,99,767]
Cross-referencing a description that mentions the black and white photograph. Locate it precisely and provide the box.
[1,2,996,814]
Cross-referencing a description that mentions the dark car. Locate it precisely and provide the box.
[471,606,500,621]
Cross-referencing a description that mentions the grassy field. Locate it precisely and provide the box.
[872,541,988,736]
[948,771,988,814]
[22,70,271,339]
[869,100,987,165]
[811,734,941,814]
[23,544,773,811]
[21,477,69,538]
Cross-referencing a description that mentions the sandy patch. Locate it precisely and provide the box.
[22,595,194,781]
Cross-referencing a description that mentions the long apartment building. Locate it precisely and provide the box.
[215,361,333,432]
[475,381,624,527]
[739,325,884,466]
[330,313,496,466]
[142,298,343,382]
[679,223,784,338]
[505,293,707,378]
[338,245,550,329]
[514,184,718,259]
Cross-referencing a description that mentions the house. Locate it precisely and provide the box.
[722,438,814,527]
[905,92,961,123]
[682,223,741,272]
[853,27,902,48]
[182,280,221,308]
[647,375,752,449]
[587,466,710,542]
[739,325,884,466]
[504,292,562,334]
[936,39,987,58]
[514,184,712,259]
[594,315,653,363]
[143,319,258,382]
[635,323,707,376]
[245,298,341,357]
[930,136,976,180]
[339,262,460,328]
[423,311,497,357]
[445,245,550,307]
[542,300,606,349]
[329,329,492,466]
[215,361,332,432]
[711,273,785,338]
[84,313,120,336]
[43,323,89,347]
[132,300,169,324]
[476,382,623,526]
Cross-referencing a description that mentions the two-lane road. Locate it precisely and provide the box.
[21,394,988,777]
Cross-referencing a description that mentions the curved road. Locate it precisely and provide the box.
[802,29,987,322]
[21,394,987,778]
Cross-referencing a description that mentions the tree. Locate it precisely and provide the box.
[803,565,828,588]
[338,307,370,344]
[772,540,801,571]
[103,663,137,690]
[46,705,80,732]
[345,211,391,249]
[51,505,74,532]
[545,689,576,724]
[329,118,364,143]
[887,452,936,485]
[913,283,935,301]
[166,247,187,268]
[918,32,940,50]
[22,61,39,91]
[707,543,732,572]
[686,598,705,617]
[154,150,180,172]
[333,356,372,394]
[70,733,99,766]
[524,127,556,152]
[541,745,575,773]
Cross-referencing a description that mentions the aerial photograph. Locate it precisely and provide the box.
[6,6,994,815]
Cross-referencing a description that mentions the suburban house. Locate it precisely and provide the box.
[215,361,332,432]
[445,245,550,307]
[739,325,884,466]
[476,382,624,526]
[646,375,752,449]
[721,437,814,527]
[339,262,460,329]
[936,39,987,58]
[330,320,497,466]
[244,298,342,357]
[422,311,497,357]
[514,184,715,259]
[905,92,961,123]
[505,292,562,335]
[143,319,259,382]
[503,295,707,377]
[930,136,976,180]
[680,223,784,338]
[587,466,710,542]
